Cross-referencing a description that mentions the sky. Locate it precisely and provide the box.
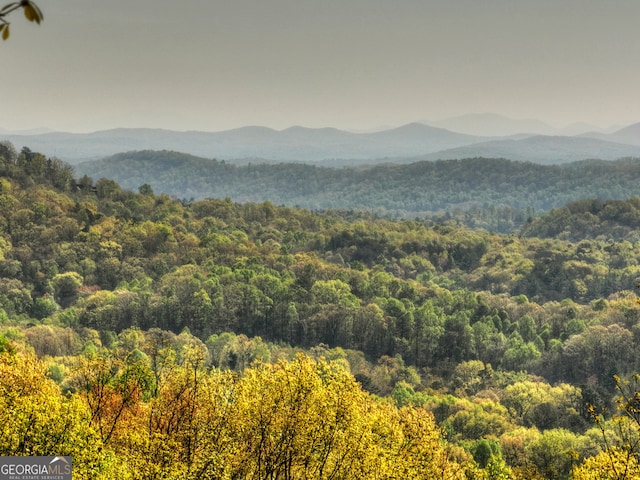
[2,0,639,133]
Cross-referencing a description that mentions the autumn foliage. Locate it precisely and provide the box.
[0,343,465,479]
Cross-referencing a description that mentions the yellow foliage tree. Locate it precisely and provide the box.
[574,374,640,480]
[572,448,640,480]
[2,337,467,479]
[227,354,374,479]
[223,354,465,479]
[106,352,465,479]
[0,344,118,479]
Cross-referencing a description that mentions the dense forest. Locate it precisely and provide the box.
[76,150,640,232]
[1,141,640,479]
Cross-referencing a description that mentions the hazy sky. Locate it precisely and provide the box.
[2,0,639,133]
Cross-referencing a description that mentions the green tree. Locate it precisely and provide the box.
[562,324,636,393]
[51,271,83,308]
[526,428,595,480]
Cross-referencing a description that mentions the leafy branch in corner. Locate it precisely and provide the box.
[587,374,640,479]
[0,1,43,40]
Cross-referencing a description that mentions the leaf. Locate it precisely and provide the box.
[30,1,43,21]
[23,1,42,23]
[2,24,9,40]
[23,4,32,20]
[0,3,19,14]
[23,3,39,23]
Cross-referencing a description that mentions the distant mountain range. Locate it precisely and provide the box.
[578,122,640,146]
[414,134,640,165]
[2,119,640,165]
[428,113,559,136]
[427,113,623,137]
[1,124,483,164]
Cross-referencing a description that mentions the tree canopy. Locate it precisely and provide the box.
[2,143,640,478]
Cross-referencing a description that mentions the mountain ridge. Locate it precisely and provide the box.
[1,123,486,164]
[415,135,640,164]
[428,113,558,136]
[3,119,639,165]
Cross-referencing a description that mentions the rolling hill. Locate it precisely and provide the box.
[76,151,640,231]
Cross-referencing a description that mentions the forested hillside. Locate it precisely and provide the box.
[1,141,640,479]
[521,197,640,242]
[76,150,640,232]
